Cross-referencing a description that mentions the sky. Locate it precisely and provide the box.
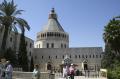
[0,0,120,48]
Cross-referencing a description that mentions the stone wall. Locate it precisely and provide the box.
[13,71,54,79]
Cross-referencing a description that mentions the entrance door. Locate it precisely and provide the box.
[84,63,88,70]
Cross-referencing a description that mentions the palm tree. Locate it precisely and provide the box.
[103,17,120,56]
[0,0,30,57]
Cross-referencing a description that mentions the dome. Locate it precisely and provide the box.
[42,8,65,32]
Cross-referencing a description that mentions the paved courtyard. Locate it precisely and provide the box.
[13,71,107,79]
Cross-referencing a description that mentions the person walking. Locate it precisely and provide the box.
[32,64,40,79]
[5,61,13,79]
[0,62,2,79]
[69,64,75,79]
[0,58,6,79]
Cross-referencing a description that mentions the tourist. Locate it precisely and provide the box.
[32,64,40,79]
[0,58,6,79]
[63,66,67,78]
[0,62,2,79]
[5,60,13,79]
[75,69,80,76]
[69,64,75,79]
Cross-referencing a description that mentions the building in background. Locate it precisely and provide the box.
[0,27,34,69]
[33,8,103,72]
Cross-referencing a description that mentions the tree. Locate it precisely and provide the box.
[18,30,29,71]
[103,18,120,56]
[30,57,34,72]
[4,48,17,67]
[102,17,120,79]
[0,0,30,57]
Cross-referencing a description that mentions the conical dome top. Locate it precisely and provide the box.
[42,8,65,32]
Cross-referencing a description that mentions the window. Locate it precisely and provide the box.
[35,56,37,60]
[64,44,66,48]
[63,55,64,59]
[82,55,84,58]
[89,55,91,58]
[30,43,32,48]
[61,44,63,48]
[26,41,27,46]
[42,56,43,59]
[47,32,50,37]
[39,44,40,48]
[49,56,50,59]
[93,55,94,58]
[56,56,57,59]
[10,37,12,42]
[96,55,98,58]
[43,34,45,37]
[70,55,71,58]
[51,43,54,48]
[29,52,31,56]
[79,55,80,58]
[75,55,77,58]
[100,54,101,58]
[47,43,49,48]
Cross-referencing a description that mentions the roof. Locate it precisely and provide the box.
[42,8,65,32]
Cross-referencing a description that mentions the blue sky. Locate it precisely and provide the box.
[0,0,120,48]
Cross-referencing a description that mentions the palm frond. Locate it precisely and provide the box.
[15,18,30,32]
[12,10,24,16]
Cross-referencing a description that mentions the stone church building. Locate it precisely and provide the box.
[33,8,103,72]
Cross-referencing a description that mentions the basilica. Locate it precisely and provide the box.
[33,8,103,72]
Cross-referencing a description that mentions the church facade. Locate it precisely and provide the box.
[33,8,103,72]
